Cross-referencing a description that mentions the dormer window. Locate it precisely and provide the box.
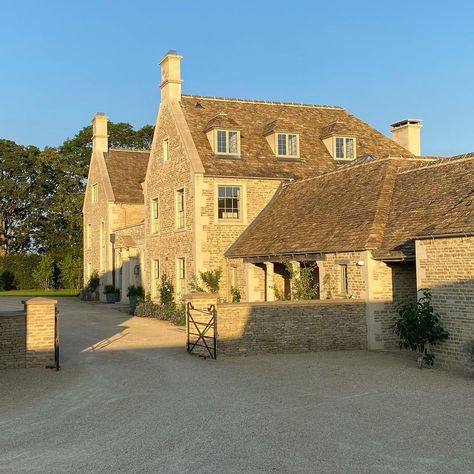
[276,133,299,158]
[216,130,240,155]
[335,137,355,160]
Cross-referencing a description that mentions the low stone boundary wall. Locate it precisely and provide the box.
[0,298,57,369]
[216,300,367,356]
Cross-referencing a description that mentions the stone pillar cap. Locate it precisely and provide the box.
[23,297,58,305]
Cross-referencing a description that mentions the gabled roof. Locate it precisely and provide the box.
[103,149,150,203]
[226,156,474,259]
[180,95,414,179]
[376,156,474,256]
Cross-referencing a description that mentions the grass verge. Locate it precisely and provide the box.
[0,289,79,297]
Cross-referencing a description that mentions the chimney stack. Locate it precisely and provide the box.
[390,118,422,156]
[160,50,183,102]
[92,113,108,154]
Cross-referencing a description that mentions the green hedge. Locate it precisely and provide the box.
[0,254,41,290]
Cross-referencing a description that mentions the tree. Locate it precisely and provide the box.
[0,139,40,254]
[394,289,449,367]
[32,254,54,290]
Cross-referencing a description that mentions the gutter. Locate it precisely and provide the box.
[414,231,474,240]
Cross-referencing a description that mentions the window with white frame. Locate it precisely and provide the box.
[176,257,186,298]
[335,137,355,160]
[151,259,160,298]
[276,133,299,158]
[339,264,348,294]
[216,130,239,155]
[217,185,241,220]
[151,197,159,233]
[175,189,185,229]
[163,138,169,162]
[91,183,98,203]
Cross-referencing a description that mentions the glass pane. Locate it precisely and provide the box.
[288,135,297,156]
[346,138,354,159]
[277,134,287,155]
[217,130,227,153]
[335,137,344,158]
[228,131,238,154]
[218,186,226,198]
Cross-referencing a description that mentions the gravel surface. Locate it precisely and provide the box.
[0,297,473,473]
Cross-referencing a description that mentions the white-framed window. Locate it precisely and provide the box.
[217,185,241,220]
[151,259,160,299]
[151,197,159,233]
[163,138,169,162]
[176,257,186,298]
[215,130,240,155]
[276,133,299,158]
[87,223,92,248]
[335,137,355,160]
[175,189,185,230]
[100,221,105,271]
[339,264,348,294]
[91,183,98,203]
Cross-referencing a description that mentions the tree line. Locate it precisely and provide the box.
[0,121,153,289]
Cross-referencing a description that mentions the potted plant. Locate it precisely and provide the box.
[127,285,144,308]
[103,284,117,304]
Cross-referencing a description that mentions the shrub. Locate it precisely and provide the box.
[0,254,41,289]
[393,289,449,367]
[274,259,318,301]
[231,286,241,303]
[127,285,145,298]
[59,254,83,290]
[32,254,55,290]
[134,294,185,326]
[103,284,115,294]
[87,271,100,293]
[0,271,16,290]
[159,274,175,306]
[199,268,222,293]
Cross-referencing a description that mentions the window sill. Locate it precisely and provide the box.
[175,228,186,233]
[216,219,246,226]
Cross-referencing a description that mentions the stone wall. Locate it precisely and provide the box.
[416,236,474,369]
[0,311,26,369]
[0,298,57,369]
[215,299,367,356]
[143,101,195,300]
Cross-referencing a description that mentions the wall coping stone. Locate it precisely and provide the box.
[217,299,365,309]
[185,292,219,300]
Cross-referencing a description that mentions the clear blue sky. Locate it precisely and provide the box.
[1,0,473,156]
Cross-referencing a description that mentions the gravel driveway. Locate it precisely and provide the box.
[0,297,472,473]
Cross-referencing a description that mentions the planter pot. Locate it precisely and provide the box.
[129,295,138,307]
[105,293,116,304]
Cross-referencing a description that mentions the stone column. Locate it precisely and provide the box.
[24,298,57,368]
[264,262,275,302]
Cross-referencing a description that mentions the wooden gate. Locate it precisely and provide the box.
[186,302,217,359]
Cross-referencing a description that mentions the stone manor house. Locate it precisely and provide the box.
[83,51,473,369]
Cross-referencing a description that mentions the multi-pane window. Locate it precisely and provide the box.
[91,183,98,203]
[276,133,299,157]
[175,189,185,229]
[218,186,241,220]
[151,259,160,299]
[339,264,348,294]
[163,138,169,162]
[151,198,159,233]
[216,130,239,155]
[335,137,355,160]
[176,257,186,298]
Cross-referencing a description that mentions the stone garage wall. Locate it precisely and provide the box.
[0,298,57,369]
[416,236,474,370]
[215,299,367,356]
